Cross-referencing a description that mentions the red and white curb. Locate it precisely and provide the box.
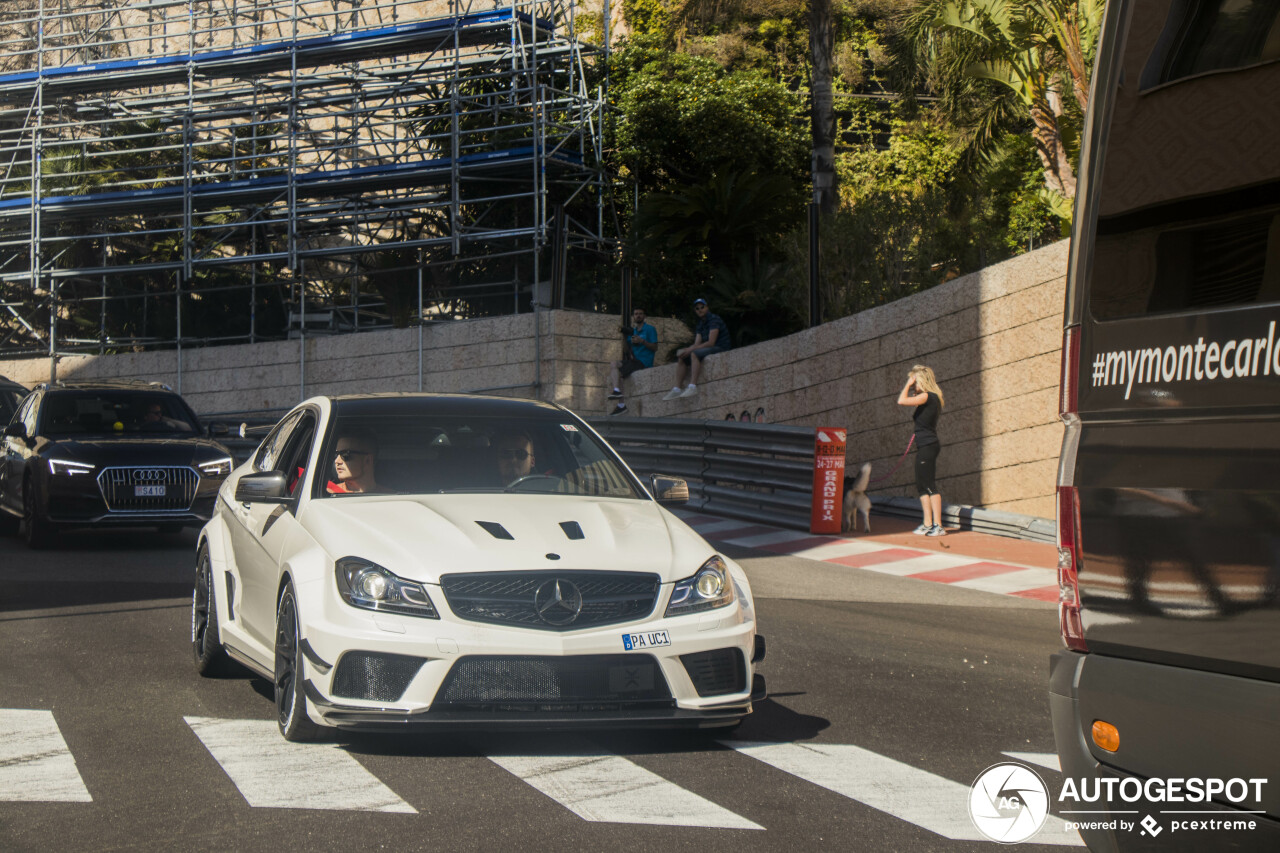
[676,512,1059,603]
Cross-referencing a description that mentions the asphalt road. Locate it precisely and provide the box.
[0,527,1076,853]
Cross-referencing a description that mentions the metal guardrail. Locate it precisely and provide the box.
[201,408,1056,542]
[588,417,818,531]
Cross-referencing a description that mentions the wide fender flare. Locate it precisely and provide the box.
[197,514,235,627]
[276,533,332,631]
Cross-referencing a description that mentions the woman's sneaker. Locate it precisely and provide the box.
[926,524,946,537]
[912,523,931,535]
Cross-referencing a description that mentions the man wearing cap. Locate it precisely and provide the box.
[664,297,731,400]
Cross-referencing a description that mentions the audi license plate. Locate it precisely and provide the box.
[134,485,166,497]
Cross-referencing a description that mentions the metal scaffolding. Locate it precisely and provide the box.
[0,0,615,361]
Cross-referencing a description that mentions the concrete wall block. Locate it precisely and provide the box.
[989,494,1056,520]
[981,387,1058,435]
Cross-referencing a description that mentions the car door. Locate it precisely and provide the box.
[1,393,39,515]
[229,410,319,649]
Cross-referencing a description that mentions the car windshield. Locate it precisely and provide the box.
[317,413,642,499]
[41,391,199,436]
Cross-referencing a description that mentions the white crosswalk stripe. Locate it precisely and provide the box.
[6,707,1083,843]
[725,741,1084,846]
[184,717,416,812]
[486,737,762,829]
[0,709,92,803]
[1003,751,1063,773]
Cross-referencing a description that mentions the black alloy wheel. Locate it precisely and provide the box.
[192,546,230,676]
[21,476,52,549]
[274,582,320,741]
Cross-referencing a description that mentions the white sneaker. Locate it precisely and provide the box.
[926,524,946,537]
[662,387,683,401]
[911,524,931,535]
[679,384,698,398]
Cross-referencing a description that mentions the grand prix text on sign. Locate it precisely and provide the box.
[810,428,846,534]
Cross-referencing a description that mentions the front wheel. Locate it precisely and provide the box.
[21,478,53,549]
[192,546,230,676]
[274,582,321,742]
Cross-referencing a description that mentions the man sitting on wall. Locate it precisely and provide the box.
[606,307,657,416]
[663,297,731,400]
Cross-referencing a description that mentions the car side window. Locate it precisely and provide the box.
[255,412,303,472]
[19,394,38,434]
[279,416,317,497]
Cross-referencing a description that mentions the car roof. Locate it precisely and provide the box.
[38,380,176,394]
[329,393,568,419]
[0,374,27,392]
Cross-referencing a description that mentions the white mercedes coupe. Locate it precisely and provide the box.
[192,394,765,741]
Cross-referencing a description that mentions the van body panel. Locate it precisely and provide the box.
[1053,0,1280,845]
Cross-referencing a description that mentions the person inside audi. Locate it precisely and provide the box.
[492,429,536,486]
[327,429,383,494]
[138,400,191,432]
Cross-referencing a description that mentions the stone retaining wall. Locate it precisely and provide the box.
[0,240,1069,518]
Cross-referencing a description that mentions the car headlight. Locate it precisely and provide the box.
[197,457,233,478]
[335,557,439,619]
[48,459,95,476]
[665,555,736,616]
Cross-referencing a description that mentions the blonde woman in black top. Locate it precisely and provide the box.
[896,365,946,536]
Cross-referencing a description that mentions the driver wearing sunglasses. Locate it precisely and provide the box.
[328,430,383,494]
[492,430,536,486]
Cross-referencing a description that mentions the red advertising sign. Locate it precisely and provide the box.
[811,428,847,534]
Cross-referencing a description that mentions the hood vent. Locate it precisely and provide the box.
[475,521,514,540]
[559,521,585,540]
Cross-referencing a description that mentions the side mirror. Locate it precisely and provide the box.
[3,423,26,440]
[650,474,689,507]
[207,422,229,438]
[234,471,291,504]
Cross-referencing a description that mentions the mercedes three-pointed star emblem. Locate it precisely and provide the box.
[533,578,583,626]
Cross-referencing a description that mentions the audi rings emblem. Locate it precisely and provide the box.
[533,578,584,626]
[131,468,169,483]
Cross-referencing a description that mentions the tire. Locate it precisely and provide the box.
[192,545,231,677]
[274,582,321,742]
[21,476,53,549]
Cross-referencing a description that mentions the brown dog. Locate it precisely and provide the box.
[841,462,873,534]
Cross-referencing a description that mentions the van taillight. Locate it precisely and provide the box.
[1057,485,1087,652]
[1060,325,1080,417]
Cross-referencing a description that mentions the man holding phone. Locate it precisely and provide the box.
[606,307,657,415]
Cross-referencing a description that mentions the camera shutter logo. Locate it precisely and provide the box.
[968,762,1050,843]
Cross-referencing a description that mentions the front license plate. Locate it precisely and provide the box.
[608,664,655,692]
[621,630,670,651]
[134,485,166,497]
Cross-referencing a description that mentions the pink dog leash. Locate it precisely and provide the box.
[868,434,915,484]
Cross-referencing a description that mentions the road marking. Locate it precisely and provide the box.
[953,568,1059,595]
[836,553,980,577]
[184,717,415,812]
[766,539,896,561]
[726,530,817,548]
[0,709,92,802]
[725,741,1083,845]
[1003,751,1062,772]
[486,738,762,829]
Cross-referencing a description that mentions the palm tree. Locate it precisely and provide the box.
[895,0,1103,204]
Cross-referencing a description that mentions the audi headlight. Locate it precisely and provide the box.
[48,459,95,476]
[335,557,438,619]
[665,555,736,616]
[198,457,233,478]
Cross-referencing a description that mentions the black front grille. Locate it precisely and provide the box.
[681,649,746,697]
[440,571,659,631]
[332,651,426,702]
[97,466,198,512]
[434,655,672,709]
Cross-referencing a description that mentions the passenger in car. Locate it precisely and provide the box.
[328,429,384,494]
[491,430,536,486]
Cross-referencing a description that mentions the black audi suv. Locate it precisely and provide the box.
[0,380,233,547]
